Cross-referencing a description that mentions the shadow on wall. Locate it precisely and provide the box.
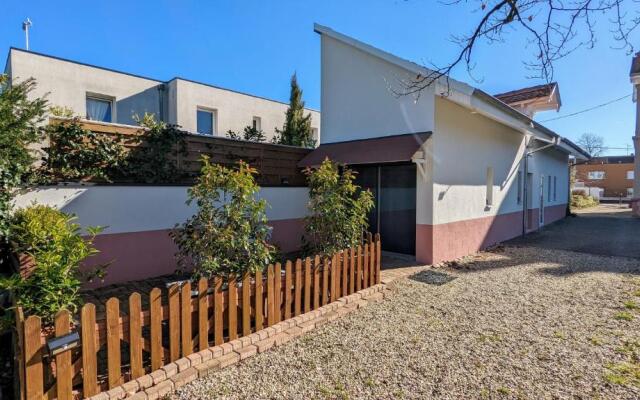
[115,86,162,125]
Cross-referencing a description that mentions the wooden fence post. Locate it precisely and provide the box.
[181,282,193,357]
[341,250,348,297]
[363,244,369,289]
[369,239,376,287]
[129,293,144,379]
[168,285,180,362]
[294,259,302,316]
[274,263,282,323]
[106,298,122,389]
[375,233,382,284]
[242,272,251,337]
[304,257,311,313]
[266,264,275,327]
[214,277,224,345]
[228,275,238,341]
[356,246,362,291]
[54,310,72,400]
[349,248,355,294]
[198,278,209,351]
[81,304,98,397]
[14,307,25,400]
[284,261,292,320]
[255,269,264,331]
[24,315,43,400]
[149,288,163,371]
[313,256,321,310]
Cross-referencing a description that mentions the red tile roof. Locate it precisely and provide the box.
[298,132,431,167]
[494,82,558,105]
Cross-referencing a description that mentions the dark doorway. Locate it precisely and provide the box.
[353,164,416,255]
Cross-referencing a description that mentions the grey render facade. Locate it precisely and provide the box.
[4,48,320,142]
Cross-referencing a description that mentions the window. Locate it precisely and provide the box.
[197,108,216,135]
[628,188,634,197]
[548,175,552,202]
[516,171,522,205]
[252,116,261,131]
[587,171,605,180]
[553,176,557,201]
[86,95,113,122]
[486,167,494,207]
[627,170,635,180]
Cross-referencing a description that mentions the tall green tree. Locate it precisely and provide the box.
[274,73,315,148]
[0,75,47,243]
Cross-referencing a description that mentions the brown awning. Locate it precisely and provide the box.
[298,132,432,167]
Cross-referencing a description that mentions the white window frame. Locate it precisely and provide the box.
[252,116,261,131]
[628,188,634,198]
[553,176,557,201]
[86,93,115,123]
[587,171,605,180]
[627,170,635,180]
[196,107,217,136]
[486,167,494,207]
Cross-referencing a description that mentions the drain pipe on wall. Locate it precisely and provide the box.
[521,135,562,237]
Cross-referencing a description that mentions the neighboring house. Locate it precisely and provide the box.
[494,82,561,118]
[574,156,635,199]
[4,47,320,143]
[631,52,640,216]
[300,24,588,265]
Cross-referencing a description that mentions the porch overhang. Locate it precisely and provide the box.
[298,132,432,168]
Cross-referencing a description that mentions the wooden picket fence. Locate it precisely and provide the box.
[15,235,381,400]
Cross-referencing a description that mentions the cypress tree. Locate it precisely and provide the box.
[275,73,314,147]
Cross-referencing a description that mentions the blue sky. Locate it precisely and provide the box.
[2,0,638,155]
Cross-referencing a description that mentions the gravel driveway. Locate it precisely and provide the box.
[173,246,640,399]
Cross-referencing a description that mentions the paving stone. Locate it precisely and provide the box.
[235,344,258,360]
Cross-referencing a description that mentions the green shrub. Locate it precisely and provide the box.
[0,205,106,322]
[0,75,47,243]
[171,157,275,278]
[227,126,267,143]
[123,113,187,183]
[571,192,599,209]
[303,158,374,256]
[41,117,126,182]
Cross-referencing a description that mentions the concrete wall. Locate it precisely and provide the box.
[169,79,320,143]
[415,97,570,264]
[320,35,435,144]
[7,49,320,143]
[8,48,162,125]
[13,186,309,287]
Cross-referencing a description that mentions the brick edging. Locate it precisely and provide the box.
[90,284,391,400]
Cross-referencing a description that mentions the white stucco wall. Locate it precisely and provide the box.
[320,35,435,144]
[427,97,569,225]
[13,186,310,235]
[8,49,162,125]
[170,79,320,143]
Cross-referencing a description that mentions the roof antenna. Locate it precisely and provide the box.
[22,18,32,50]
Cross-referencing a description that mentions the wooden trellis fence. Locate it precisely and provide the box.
[15,236,381,400]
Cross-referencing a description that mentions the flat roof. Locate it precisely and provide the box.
[5,47,319,111]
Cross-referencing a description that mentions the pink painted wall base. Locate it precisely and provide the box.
[416,204,567,265]
[82,218,305,289]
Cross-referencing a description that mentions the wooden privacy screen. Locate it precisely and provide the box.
[16,236,381,400]
[48,118,312,186]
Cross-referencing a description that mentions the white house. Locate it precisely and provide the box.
[300,24,588,264]
[4,47,320,142]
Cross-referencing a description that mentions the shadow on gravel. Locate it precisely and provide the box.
[537,260,640,277]
[410,270,457,285]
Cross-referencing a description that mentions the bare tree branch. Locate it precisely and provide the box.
[401,0,640,95]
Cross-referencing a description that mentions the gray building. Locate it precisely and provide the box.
[4,48,320,142]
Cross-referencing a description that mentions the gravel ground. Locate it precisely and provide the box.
[173,246,640,399]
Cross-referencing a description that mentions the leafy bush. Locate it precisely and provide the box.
[123,113,187,183]
[41,117,126,182]
[0,205,106,322]
[172,157,275,278]
[227,126,267,143]
[0,75,47,243]
[303,158,374,256]
[571,192,599,209]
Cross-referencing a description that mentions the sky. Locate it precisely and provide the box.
[2,0,638,155]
